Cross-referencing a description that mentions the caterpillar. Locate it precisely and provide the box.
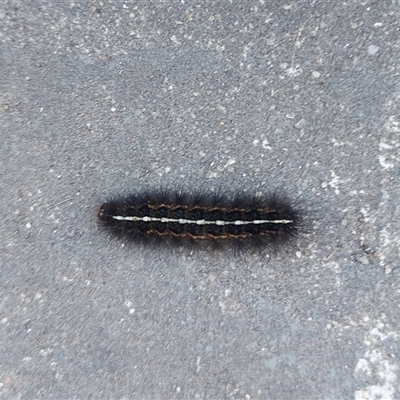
[98,190,302,250]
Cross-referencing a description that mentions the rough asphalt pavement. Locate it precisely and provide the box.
[1,2,400,399]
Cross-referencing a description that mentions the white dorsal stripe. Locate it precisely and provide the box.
[112,215,293,225]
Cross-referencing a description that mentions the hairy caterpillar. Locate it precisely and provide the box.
[97,190,302,250]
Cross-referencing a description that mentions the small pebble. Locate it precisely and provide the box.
[368,45,379,55]
[294,118,306,130]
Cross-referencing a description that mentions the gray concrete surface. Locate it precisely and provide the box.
[1,1,400,399]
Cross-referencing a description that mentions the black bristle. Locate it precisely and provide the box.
[97,190,303,251]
